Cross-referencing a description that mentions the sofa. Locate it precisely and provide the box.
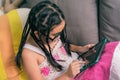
[22,0,120,45]
[0,0,120,80]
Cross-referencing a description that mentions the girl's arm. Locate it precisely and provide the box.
[55,73,72,80]
[70,44,95,53]
[22,48,45,80]
[12,0,24,7]
[4,0,24,13]
[55,60,85,80]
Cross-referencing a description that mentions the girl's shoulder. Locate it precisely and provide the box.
[23,43,45,56]
[22,43,46,65]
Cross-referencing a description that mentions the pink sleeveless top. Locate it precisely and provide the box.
[24,40,78,80]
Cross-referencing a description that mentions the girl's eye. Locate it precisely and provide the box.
[48,32,61,41]
[54,33,59,37]
[54,32,61,36]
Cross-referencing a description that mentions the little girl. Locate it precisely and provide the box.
[16,1,94,80]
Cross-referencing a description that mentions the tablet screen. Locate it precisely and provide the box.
[78,38,107,72]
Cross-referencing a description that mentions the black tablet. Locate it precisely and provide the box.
[78,38,107,72]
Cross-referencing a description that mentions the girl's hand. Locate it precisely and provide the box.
[64,60,85,78]
[4,4,17,13]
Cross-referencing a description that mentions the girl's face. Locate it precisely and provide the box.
[48,20,65,41]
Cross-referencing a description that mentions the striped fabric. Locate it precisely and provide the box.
[0,9,29,80]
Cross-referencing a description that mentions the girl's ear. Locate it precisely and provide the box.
[34,31,39,39]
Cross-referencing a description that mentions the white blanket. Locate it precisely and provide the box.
[110,42,120,80]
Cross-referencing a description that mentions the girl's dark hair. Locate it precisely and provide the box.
[16,1,71,71]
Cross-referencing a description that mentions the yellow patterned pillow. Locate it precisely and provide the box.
[0,9,29,80]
